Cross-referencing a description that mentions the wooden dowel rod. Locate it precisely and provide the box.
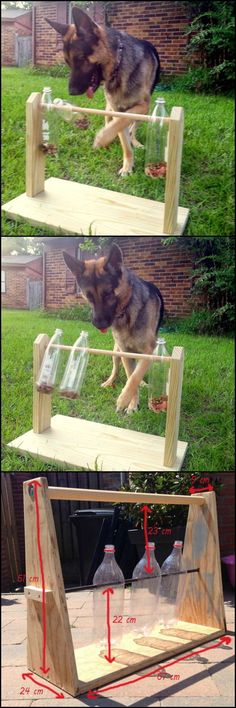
[48,487,205,505]
[41,102,170,124]
[49,344,172,362]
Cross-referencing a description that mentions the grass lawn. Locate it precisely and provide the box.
[2,67,234,236]
[2,309,234,472]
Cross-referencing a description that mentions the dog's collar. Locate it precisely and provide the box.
[110,39,123,82]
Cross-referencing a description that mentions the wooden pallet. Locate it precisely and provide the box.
[8,413,188,472]
[23,480,226,697]
[2,177,189,236]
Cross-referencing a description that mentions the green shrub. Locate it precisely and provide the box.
[120,473,223,528]
[184,0,235,93]
[29,64,70,78]
[42,304,92,321]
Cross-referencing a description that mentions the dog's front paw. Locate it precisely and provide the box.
[93,128,109,149]
[126,394,139,414]
[116,388,132,412]
[118,160,134,177]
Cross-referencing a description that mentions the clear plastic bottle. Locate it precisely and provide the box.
[145,97,169,179]
[159,541,187,627]
[130,542,161,636]
[148,338,170,413]
[93,545,125,649]
[53,98,89,128]
[36,329,63,393]
[59,331,89,399]
[41,87,58,155]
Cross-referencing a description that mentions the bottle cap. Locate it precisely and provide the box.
[157,337,166,344]
[43,87,52,93]
[155,97,165,103]
[174,541,183,548]
[104,544,115,553]
[145,542,155,550]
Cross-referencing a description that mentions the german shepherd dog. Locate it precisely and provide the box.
[63,244,164,413]
[46,6,160,175]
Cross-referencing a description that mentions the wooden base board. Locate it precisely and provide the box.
[8,414,188,471]
[74,621,224,695]
[2,178,189,236]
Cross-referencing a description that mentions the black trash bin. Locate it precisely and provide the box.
[69,508,136,585]
[69,509,116,586]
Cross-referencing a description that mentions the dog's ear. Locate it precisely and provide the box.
[105,243,123,274]
[45,18,69,37]
[72,6,100,37]
[63,252,85,280]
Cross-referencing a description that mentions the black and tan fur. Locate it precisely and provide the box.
[63,244,164,413]
[46,6,160,175]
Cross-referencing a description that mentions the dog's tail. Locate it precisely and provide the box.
[151,48,161,92]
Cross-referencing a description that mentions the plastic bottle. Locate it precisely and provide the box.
[148,338,170,413]
[130,542,161,636]
[36,329,63,393]
[53,98,89,129]
[93,545,125,649]
[41,87,58,154]
[159,541,187,627]
[145,98,169,178]
[59,331,89,399]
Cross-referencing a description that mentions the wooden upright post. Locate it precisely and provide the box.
[164,346,184,468]
[163,106,184,235]
[23,477,79,695]
[33,334,51,433]
[178,491,226,630]
[26,92,45,197]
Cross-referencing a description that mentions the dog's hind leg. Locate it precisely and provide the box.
[101,343,120,387]
[129,122,144,149]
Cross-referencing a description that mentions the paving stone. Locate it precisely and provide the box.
[2,620,27,644]
[2,640,27,666]
[161,698,234,707]
[1,702,31,707]
[207,663,235,696]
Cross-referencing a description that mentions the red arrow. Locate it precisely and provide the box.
[141,505,154,574]
[87,635,231,698]
[102,588,116,663]
[27,480,50,674]
[22,673,64,698]
[189,484,213,494]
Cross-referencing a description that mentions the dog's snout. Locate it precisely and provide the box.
[93,318,109,330]
[69,87,79,95]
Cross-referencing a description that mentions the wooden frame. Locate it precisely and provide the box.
[23,479,226,697]
[8,334,188,471]
[2,92,190,235]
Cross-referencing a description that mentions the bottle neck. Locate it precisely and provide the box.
[144,546,156,562]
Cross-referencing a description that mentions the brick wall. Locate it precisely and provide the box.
[35,0,68,66]
[34,1,190,75]
[2,13,32,66]
[44,237,193,317]
[2,260,43,309]
[106,1,189,75]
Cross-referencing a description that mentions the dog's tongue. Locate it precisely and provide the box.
[100,328,108,333]
[86,86,94,99]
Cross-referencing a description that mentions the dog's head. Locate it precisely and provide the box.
[45,7,104,96]
[63,244,124,331]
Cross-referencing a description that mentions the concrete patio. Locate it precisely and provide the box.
[2,588,234,707]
